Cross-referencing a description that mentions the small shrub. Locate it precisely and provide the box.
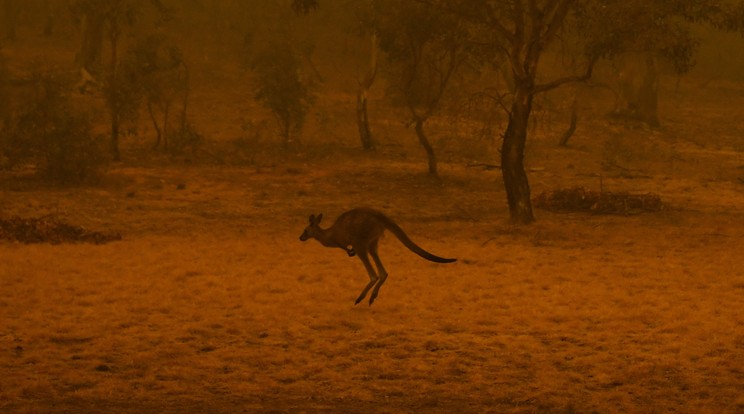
[0,215,121,244]
[167,122,203,154]
[1,71,106,183]
[534,187,663,215]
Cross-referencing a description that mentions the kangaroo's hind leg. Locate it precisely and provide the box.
[354,246,379,305]
[368,240,388,305]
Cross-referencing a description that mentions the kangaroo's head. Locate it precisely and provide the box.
[299,213,323,241]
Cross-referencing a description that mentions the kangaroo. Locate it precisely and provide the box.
[299,207,456,305]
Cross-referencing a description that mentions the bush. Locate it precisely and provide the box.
[252,43,315,147]
[534,187,663,215]
[1,71,106,183]
[167,122,203,154]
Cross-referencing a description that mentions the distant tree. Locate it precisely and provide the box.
[70,0,169,160]
[573,0,744,127]
[2,0,19,41]
[0,50,8,131]
[291,0,378,151]
[356,15,379,152]
[252,43,315,147]
[125,34,189,151]
[375,0,469,176]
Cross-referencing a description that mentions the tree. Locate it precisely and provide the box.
[437,0,743,223]
[376,1,469,176]
[292,0,378,151]
[2,0,19,41]
[1,71,106,182]
[437,1,593,223]
[125,34,189,151]
[71,0,169,160]
[573,0,744,127]
[356,24,378,151]
[252,43,315,147]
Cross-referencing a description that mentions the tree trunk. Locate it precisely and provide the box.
[356,32,377,151]
[414,118,437,176]
[501,87,535,224]
[108,31,121,161]
[79,12,105,74]
[559,97,578,147]
[111,113,121,161]
[162,102,170,151]
[357,89,374,150]
[2,0,17,41]
[148,101,162,150]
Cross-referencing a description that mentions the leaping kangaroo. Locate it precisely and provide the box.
[299,207,456,305]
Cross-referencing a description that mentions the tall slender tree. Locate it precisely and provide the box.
[376,0,470,176]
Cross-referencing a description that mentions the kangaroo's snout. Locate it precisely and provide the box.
[299,232,309,241]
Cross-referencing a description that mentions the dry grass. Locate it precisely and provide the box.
[1,150,743,413]
[1,27,743,414]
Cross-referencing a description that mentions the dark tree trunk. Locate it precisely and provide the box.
[111,113,121,161]
[79,13,105,74]
[179,61,190,132]
[108,30,121,161]
[2,0,17,41]
[162,103,170,150]
[280,115,293,147]
[559,97,578,147]
[356,89,374,150]
[148,101,162,150]
[501,87,535,224]
[414,118,437,176]
[42,0,54,37]
[356,33,377,151]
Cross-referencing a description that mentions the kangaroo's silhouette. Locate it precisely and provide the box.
[299,207,456,305]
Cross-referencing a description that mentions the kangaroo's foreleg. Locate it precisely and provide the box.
[354,247,379,305]
[368,241,388,305]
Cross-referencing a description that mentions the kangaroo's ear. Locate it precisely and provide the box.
[316,213,323,224]
[308,214,315,223]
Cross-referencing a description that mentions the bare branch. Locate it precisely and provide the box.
[533,55,597,94]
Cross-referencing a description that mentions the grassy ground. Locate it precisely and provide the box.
[1,26,743,414]
[1,146,743,413]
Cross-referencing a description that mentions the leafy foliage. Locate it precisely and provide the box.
[572,0,744,74]
[0,72,106,183]
[375,0,469,115]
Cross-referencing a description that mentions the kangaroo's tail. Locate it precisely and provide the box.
[380,214,456,263]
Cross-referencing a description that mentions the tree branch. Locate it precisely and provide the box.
[533,55,597,94]
[541,0,575,48]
